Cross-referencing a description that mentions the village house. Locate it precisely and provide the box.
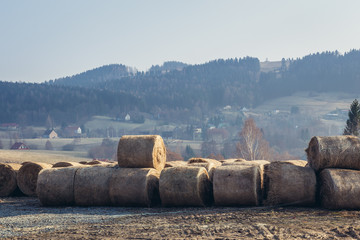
[63,126,82,138]
[43,129,58,139]
[10,142,30,150]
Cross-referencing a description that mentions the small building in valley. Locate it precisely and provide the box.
[11,142,30,150]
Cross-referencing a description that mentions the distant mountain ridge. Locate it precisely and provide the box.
[52,64,136,87]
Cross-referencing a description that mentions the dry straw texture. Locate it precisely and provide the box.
[319,168,360,209]
[159,166,212,207]
[213,164,262,206]
[109,168,160,207]
[117,135,166,171]
[17,162,52,196]
[165,161,187,168]
[52,162,83,168]
[74,165,116,206]
[306,135,360,171]
[0,163,21,197]
[188,158,222,166]
[37,167,80,206]
[263,161,316,206]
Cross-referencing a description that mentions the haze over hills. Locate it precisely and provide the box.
[2,50,360,128]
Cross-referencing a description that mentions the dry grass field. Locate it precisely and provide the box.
[0,149,90,165]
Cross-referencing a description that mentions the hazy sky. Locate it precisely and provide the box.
[1,0,360,82]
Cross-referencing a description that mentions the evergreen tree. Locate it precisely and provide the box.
[183,145,196,161]
[344,99,360,136]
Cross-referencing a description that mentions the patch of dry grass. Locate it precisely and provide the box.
[0,149,90,165]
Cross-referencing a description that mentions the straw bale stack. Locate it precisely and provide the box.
[213,164,261,206]
[74,165,116,206]
[52,162,83,168]
[0,163,21,197]
[159,166,212,207]
[117,135,166,171]
[17,162,52,196]
[263,161,316,206]
[37,167,80,206]
[319,168,360,209]
[306,135,360,171]
[165,161,187,168]
[109,168,160,207]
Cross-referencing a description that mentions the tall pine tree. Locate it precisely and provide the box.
[344,99,360,136]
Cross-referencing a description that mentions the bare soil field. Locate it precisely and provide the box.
[1,197,360,239]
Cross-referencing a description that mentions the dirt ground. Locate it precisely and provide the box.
[1,198,360,239]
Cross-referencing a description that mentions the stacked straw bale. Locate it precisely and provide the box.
[165,161,187,168]
[213,164,262,206]
[74,164,116,206]
[109,168,160,207]
[37,167,82,206]
[52,162,83,168]
[117,135,166,171]
[0,163,21,197]
[306,135,360,171]
[319,168,360,209]
[188,158,222,182]
[263,161,316,206]
[160,166,212,207]
[17,162,52,197]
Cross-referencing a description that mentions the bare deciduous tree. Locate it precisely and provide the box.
[236,118,271,160]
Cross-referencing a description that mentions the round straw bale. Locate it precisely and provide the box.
[17,162,52,197]
[117,135,166,171]
[213,164,262,206]
[280,160,308,167]
[109,168,160,207]
[219,158,246,164]
[263,161,316,206]
[79,161,88,165]
[52,161,83,168]
[86,160,105,165]
[74,165,116,206]
[188,158,222,167]
[0,163,21,197]
[319,168,360,209]
[187,162,218,182]
[159,166,212,207]
[165,161,187,168]
[306,135,360,171]
[37,167,81,206]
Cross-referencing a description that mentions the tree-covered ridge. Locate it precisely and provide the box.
[52,64,135,87]
[0,81,143,126]
[99,57,261,111]
[260,50,360,100]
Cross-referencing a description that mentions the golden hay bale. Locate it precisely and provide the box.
[188,158,222,167]
[219,160,269,199]
[165,161,187,168]
[186,162,218,182]
[37,167,81,206]
[219,158,246,164]
[74,165,116,206]
[159,166,212,207]
[52,161,83,168]
[117,135,166,171]
[17,162,52,196]
[319,168,360,209]
[263,161,316,206]
[280,160,308,167]
[109,168,160,207]
[0,163,21,197]
[306,135,360,171]
[213,164,262,206]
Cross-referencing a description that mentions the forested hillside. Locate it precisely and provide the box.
[3,50,360,126]
[0,81,143,126]
[52,64,135,87]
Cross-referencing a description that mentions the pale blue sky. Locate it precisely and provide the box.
[1,0,360,82]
